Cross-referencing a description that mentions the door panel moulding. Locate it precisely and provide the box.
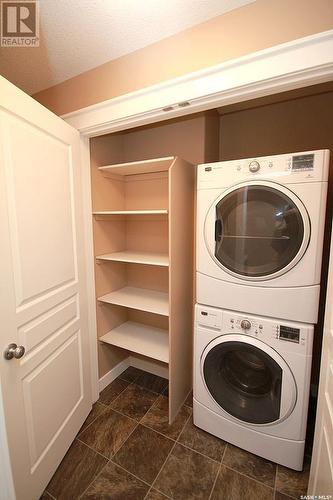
[63,30,333,137]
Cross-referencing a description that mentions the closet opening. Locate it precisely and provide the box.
[88,80,333,428]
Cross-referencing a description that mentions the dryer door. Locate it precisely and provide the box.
[201,334,297,425]
[205,181,310,281]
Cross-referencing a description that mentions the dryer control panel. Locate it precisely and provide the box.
[195,304,313,355]
[197,149,329,189]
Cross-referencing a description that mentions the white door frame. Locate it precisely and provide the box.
[62,29,333,403]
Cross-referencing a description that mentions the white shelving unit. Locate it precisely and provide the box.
[92,155,194,423]
[98,286,169,316]
[96,251,169,267]
[98,156,174,177]
[99,321,169,363]
[93,209,168,216]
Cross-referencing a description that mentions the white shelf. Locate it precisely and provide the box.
[98,286,169,316]
[99,321,169,363]
[93,209,168,216]
[96,251,169,267]
[98,156,174,176]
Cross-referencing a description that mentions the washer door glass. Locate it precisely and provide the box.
[214,185,305,277]
[203,341,282,424]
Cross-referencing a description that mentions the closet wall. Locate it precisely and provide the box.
[219,85,333,385]
[90,111,220,379]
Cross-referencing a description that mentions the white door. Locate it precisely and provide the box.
[308,225,333,495]
[0,76,92,500]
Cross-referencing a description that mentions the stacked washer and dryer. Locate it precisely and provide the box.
[194,150,330,470]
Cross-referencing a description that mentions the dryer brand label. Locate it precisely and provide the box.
[292,154,314,171]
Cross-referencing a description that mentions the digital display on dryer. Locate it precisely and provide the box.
[292,154,314,171]
[279,325,300,343]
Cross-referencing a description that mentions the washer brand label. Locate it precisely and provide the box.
[292,154,314,172]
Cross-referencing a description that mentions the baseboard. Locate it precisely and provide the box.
[98,357,130,393]
[98,354,169,394]
[129,355,169,379]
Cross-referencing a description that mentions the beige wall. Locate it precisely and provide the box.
[219,89,333,385]
[33,0,333,116]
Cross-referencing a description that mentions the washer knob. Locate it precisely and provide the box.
[249,160,260,173]
[241,320,251,330]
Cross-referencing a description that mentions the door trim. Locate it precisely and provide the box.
[80,137,100,402]
[63,30,333,137]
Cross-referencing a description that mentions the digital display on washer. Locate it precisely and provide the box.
[279,325,300,343]
[292,154,314,171]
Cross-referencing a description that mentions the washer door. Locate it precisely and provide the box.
[205,181,310,281]
[201,335,297,425]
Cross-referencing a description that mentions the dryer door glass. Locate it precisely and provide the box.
[203,341,282,424]
[214,185,305,277]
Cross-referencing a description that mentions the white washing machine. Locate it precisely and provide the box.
[193,304,313,470]
[196,150,329,323]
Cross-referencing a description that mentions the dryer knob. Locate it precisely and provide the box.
[249,161,260,173]
[241,320,251,330]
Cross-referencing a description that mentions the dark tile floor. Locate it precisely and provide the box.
[43,367,311,499]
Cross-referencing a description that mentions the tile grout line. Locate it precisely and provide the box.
[146,411,194,499]
[139,421,177,442]
[273,462,278,499]
[79,377,135,437]
[100,377,137,406]
[107,378,163,419]
[76,414,141,498]
[207,440,228,500]
[141,401,193,499]
[147,440,178,499]
[109,459,152,488]
[76,414,141,499]
[78,458,111,499]
[139,404,193,443]
[76,402,109,438]
[222,462,276,491]
[134,390,179,499]
[175,440,221,465]
[111,418,141,458]
[55,375,179,499]
[76,437,111,461]
[208,462,221,500]
[119,370,169,398]
[45,375,176,500]
[105,376,171,500]
[44,490,56,499]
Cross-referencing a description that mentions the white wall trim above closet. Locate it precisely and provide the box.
[63,29,333,136]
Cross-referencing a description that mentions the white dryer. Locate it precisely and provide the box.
[193,304,313,470]
[196,150,329,323]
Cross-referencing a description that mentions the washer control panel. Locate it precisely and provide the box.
[195,305,313,355]
[197,149,329,190]
[227,312,308,349]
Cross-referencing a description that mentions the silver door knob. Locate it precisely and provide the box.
[4,343,25,360]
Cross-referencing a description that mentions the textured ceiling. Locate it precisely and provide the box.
[0,0,254,95]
